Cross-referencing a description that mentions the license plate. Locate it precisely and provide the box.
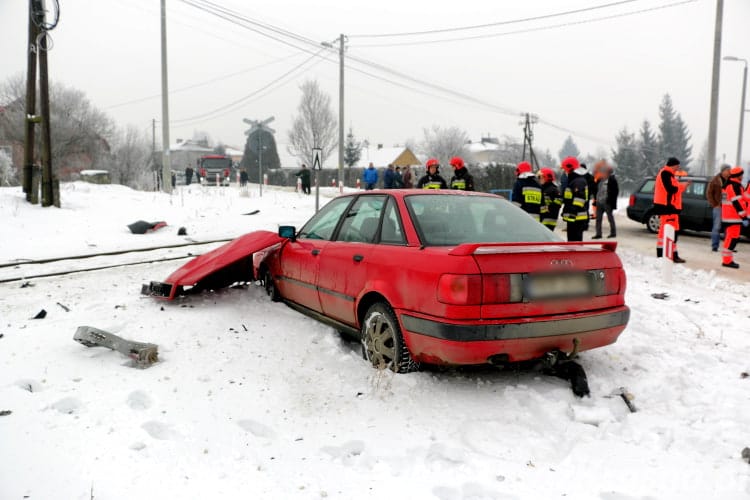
[525,273,591,299]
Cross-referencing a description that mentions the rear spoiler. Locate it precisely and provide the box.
[448,240,618,256]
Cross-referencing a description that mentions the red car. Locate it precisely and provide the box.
[259,189,629,373]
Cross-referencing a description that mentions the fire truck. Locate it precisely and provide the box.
[198,154,233,186]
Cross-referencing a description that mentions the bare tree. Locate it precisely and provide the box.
[111,125,153,189]
[0,74,114,179]
[0,149,15,186]
[287,80,337,165]
[421,125,470,166]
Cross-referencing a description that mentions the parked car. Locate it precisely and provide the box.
[259,190,630,373]
[626,176,714,233]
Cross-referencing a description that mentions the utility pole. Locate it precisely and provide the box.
[520,113,540,170]
[160,0,172,194]
[706,0,723,174]
[23,0,39,203]
[258,131,263,197]
[338,34,345,188]
[737,63,747,166]
[38,28,54,207]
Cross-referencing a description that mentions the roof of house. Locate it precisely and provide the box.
[356,147,420,168]
[169,140,214,153]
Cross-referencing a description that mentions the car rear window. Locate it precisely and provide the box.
[405,194,562,246]
[639,180,655,194]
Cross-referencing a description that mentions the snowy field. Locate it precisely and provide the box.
[1,182,749,500]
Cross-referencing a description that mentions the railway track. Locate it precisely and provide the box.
[0,238,233,284]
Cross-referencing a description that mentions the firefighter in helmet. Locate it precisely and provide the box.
[720,166,747,269]
[538,167,562,231]
[448,156,474,191]
[417,158,448,189]
[560,157,589,241]
[653,157,689,263]
[512,161,543,222]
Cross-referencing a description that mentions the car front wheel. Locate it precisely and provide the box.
[646,213,661,233]
[361,302,417,373]
[263,267,281,302]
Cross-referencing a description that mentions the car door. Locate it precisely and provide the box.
[681,180,711,230]
[317,195,387,325]
[277,196,353,312]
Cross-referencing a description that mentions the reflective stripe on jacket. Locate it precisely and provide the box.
[722,181,747,224]
[562,174,588,222]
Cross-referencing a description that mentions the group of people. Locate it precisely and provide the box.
[362,162,416,189]
[510,157,619,242]
[706,162,747,269]
[362,157,475,191]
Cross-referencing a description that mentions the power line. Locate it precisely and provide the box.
[349,0,639,38]
[351,0,698,48]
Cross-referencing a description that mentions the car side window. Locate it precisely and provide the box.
[380,197,406,245]
[337,195,386,243]
[298,197,352,241]
[686,181,706,198]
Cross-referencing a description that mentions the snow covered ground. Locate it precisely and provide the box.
[1,182,749,500]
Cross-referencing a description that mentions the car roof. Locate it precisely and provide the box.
[340,189,498,199]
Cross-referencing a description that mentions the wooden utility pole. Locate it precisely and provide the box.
[706,0,723,174]
[39,29,55,207]
[338,34,345,188]
[23,0,39,203]
[521,113,540,170]
[160,0,173,194]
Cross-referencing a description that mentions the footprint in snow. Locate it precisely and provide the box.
[320,440,365,461]
[15,379,44,393]
[50,397,83,415]
[237,419,276,439]
[141,420,177,440]
[127,390,153,410]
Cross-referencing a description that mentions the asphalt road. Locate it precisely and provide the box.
[580,209,750,282]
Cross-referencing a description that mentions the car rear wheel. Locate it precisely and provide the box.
[646,213,661,233]
[262,267,281,302]
[361,302,417,373]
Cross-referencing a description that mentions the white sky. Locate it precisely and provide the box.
[2,0,750,167]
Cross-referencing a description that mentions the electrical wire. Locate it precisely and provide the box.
[349,0,640,38]
[351,0,698,48]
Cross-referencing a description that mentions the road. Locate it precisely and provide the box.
[584,209,750,282]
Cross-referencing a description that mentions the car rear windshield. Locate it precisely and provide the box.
[405,194,562,246]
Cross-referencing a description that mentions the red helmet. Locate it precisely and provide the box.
[561,156,580,173]
[729,166,744,178]
[515,161,532,176]
[539,167,556,183]
[426,158,440,169]
[449,156,465,169]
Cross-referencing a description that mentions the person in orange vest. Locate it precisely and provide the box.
[653,157,690,262]
[720,167,747,269]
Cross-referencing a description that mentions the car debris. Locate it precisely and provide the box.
[73,325,158,368]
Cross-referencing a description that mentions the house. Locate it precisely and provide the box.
[467,136,501,166]
[356,145,420,168]
[168,139,215,171]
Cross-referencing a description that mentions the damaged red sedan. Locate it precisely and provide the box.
[258,190,629,373]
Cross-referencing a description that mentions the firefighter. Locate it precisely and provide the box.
[721,167,747,269]
[416,158,448,189]
[512,161,543,221]
[560,157,589,241]
[653,157,689,262]
[448,156,474,191]
[538,167,562,231]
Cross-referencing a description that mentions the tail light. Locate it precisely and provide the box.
[437,274,482,305]
[482,274,523,304]
[628,194,635,207]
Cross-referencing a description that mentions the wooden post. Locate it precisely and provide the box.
[23,0,39,201]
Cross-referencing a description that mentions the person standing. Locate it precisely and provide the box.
[393,166,404,188]
[706,164,731,252]
[239,168,249,187]
[538,167,561,231]
[448,157,474,190]
[402,165,414,188]
[592,165,619,239]
[295,164,311,194]
[653,157,689,262]
[185,166,194,186]
[560,157,589,241]
[512,161,543,221]
[720,167,747,269]
[383,164,396,189]
[416,158,448,189]
[362,162,378,190]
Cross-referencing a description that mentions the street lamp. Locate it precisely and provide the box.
[723,56,748,166]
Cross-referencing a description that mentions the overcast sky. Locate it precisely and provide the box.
[2,0,749,169]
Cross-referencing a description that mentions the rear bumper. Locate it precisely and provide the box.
[399,306,629,365]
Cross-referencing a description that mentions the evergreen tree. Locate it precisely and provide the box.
[612,127,640,193]
[657,94,692,167]
[638,120,660,176]
[241,129,281,182]
[673,114,693,168]
[558,135,580,161]
[344,127,361,167]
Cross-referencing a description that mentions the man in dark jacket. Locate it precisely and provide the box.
[417,158,448,189]
[295,164,311,194]
[561,157,589,241]
[448,157,474,190]
[592,165,619,239]
[383,164,395,189]
[706,164,731,251]
[512,161,543,221]
[539,168,561,231]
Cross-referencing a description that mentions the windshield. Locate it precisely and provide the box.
[405,194,562,246]
[201,157,231,170]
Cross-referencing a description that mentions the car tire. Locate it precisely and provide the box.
[361,302,417,374]
[263,267,281,302]
[646,213,661,234]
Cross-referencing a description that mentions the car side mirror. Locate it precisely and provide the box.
[279,225,296,241]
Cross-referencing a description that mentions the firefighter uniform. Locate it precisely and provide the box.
[540,178,562,231]
[652,157,688,262]
[449,157,474,191]
[417,158,448,189]
[721,167,747,268]
[512,162,543,221]
[560,157,588,241]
